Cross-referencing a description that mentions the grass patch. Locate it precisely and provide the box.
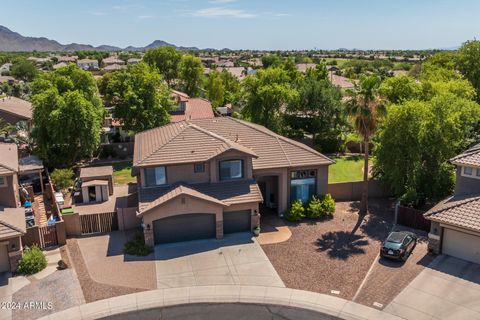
[113,161,136,184]
[329,155,371,183]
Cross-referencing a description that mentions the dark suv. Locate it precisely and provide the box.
[380,231,417,261]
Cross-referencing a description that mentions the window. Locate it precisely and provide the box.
[476,168,480,177]
[194,163,205,173]
[0,176,5,187]
[290,170,316,204]
[463,167,473,176]
[219,160,243,180]
[145,167,166,186]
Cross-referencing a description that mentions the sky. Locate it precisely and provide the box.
[1,0,480,50]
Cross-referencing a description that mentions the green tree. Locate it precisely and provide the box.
[374,94,480,206]
[286,74,346,152]
[261,54,283,68]
[11,60,38,82]
[347,75,384,215]
[457,40,480,102]
[178,54,204,97]
[241,67,298,133]
[205,70,225,109]
[50,168,74,193]
[31,64,105,168]
[144,46,181,86]
[101,62,173,133]
[379,75,423,103]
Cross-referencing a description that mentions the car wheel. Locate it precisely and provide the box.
[401,253,408,262]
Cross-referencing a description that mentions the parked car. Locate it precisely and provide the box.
[380,231,417,261]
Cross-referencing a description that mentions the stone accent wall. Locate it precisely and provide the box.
[251,212,260,231]
[8,250,22,272]
[216,220,223,240]
[144,228,154,247]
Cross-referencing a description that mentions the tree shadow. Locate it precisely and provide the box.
[349,199,395,242]
[315,231,370,260]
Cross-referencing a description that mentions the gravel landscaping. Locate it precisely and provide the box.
[261,199,394,300]
[66,238,148,303]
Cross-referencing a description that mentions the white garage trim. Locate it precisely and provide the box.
[442,228,480,264]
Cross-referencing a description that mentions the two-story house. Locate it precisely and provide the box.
[425,143,480,264]
[0,143,26,273]
[133,117,333,246]
[169,90,215,123]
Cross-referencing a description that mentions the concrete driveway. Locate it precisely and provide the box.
[154,232,285,289]
[385,255,480,320]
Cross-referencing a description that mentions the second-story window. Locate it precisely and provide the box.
[219,160,243,180]
[463,167,473,176]
[145,167,166,186]
[0,176,5,187]
[194,163,205,173]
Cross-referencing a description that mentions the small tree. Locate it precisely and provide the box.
[11,60,38,82]
[50,168,74,193]
[17,245,47,275]
[286,200,305,221]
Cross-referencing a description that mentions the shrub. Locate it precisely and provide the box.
[50,168,74,192]
[286,199,305,221]
[17,245,47,275]
[306,194,336,219]
[123,232,153,256]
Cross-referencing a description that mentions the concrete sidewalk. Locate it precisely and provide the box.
[38,285,403,320]
[154,232,285,288]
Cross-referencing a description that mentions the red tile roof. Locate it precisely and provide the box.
[170,98,215,123]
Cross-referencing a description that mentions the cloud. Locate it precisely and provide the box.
[191,7,256,19]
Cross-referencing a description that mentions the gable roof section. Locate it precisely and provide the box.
[0,207,26,239]
[451,143,480,167]
[134,123,257,167]
[80,165,113,178]
[0,143,18,175]
[0,96,32,120]
[424,194,480,233]
[170,98,215,123]
[138,180,262,214]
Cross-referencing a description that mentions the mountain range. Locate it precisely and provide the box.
[0,25,199,52]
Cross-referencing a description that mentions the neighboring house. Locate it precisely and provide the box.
[0,63,12,75]
[0,96,32,129]
[75,166,114,205]
[77,59,99,71]
[53,62,68,70]
[102,56,125,66]
[216,67,247,80]
[103,64,126,72]
[0,143,25,273]
[127,58,141,65]
[56,56,78,63]
[296,63,317,73]
[170,90,215,122]
[329,72,355,90]
[133,117,333,245]
[425,143,480,264]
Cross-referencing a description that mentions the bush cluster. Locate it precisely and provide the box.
[123,232,153,256]
[287,194,336,221]
[17,245,47,275]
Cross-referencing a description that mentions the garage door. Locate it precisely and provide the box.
[0,244,10,273]
[443,228,480,264]
[223,210,251,234]
[153,213,216,244]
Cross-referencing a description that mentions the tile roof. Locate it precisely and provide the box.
[134,117,333,170]
[0,207,26,239]
[424,194,480,233]
[329,72,355,89]
[0,143,18,175]
[18,155,44,173]
[0,96,32,120]
[450,143,480,167]
[82,179,109,187]
[134,123,257,167]
[138,180,262,214]
[296,63,317,73]
[170,98,215,123]
[79,166,113,178]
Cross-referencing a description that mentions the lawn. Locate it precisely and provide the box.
[112,161,136,184]
[329,155,371,183]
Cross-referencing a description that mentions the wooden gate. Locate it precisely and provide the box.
[397,206,431,232]
[39,225,58,248]
[80,212,118,235]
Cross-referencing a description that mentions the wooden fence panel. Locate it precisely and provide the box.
[397,206,431,232]
[39,225,58,248]
[80,212,118,235]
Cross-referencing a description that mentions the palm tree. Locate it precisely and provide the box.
[347,75,384,216]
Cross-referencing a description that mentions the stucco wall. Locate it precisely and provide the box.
[167,163,210,184]
[209,150,253,183]
[0,174,19,208]
[454,166,480,195]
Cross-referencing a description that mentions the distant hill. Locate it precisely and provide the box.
[0,25,199,52]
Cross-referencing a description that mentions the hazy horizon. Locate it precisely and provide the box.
[2,0,480,50]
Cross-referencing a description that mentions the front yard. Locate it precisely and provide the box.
[328,155,372,183]
[261,199,432,307]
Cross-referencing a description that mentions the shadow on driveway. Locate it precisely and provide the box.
[155,232,254,260]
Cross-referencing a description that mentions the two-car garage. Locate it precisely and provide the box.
[442,228,480,264]
[152,210,252,245]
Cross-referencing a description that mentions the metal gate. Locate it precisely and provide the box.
[80,212,119,235]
